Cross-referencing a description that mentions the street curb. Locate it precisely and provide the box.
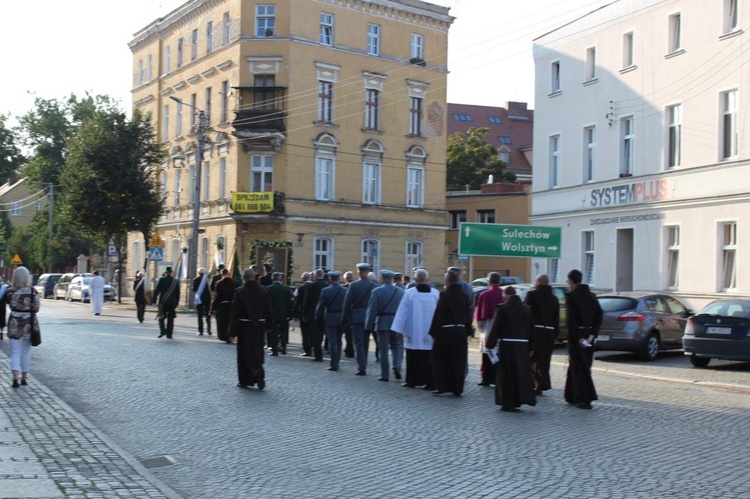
[0,348,183,499]
[551,360,750,395]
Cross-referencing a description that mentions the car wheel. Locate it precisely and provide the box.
[639,332,659,361]
[689,355,710,368]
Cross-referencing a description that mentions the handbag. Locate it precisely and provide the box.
[29,290,41,347]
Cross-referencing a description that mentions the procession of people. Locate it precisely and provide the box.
[136,262,601,410]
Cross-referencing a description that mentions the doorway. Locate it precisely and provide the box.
[616,228,634,291]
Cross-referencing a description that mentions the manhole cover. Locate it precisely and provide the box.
[140,455,177,469]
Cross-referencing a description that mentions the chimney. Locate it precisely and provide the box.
[506,101,528,117]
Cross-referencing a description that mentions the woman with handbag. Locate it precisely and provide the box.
[7,266,41,388]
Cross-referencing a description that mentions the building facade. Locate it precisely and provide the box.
[128,0,453,286]
[0,178,48,229]
[531,0,749,306]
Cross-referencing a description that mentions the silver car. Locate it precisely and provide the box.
[67,276,115,302]
[595,292,692,361]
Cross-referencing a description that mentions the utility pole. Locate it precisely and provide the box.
[48,182,54,242]
[169,96,204,309]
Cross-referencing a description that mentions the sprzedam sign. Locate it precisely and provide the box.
[231,192,274,213]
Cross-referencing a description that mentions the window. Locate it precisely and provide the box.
[177,38,184,67]
[254,75,276,110]
[668,13,681,53]
[174,168,182,205]
[488,116,502,124]
[724,0,738,34]
[406,166,424,207]
[205,87,212,127]
[450,211,466,229]
[35,201,45,212]
[320,12,333,46]
[190,93,197,127]
[201,237,210,270]
[215,236,226,268]
[549,134,560,188]
[251,155,274,192]
[137,59,143,85]
[361,239,380,274]
[222,12,230,44]
[409,97,423,136]
[410,34,424,59]
[585,47,596,81]
[367,24,380,56]
[666,226,680,289]
[477,210,495,224]
[202,161,210,201]
[221,80,229,123]
[11,201,20,216]
[623,32,634,68]
[364,89,379,130]
[720,222,737,290]
[165,46,171,73]
[551,60,561,93]
[162,104,169,140]
[362,162,381,204]
[318,81,333,122]
[405,241,423,274]
[621,117,634,175]
[146,54,152,82]
[584,125,596,182]
[498,151,510,163]
[583,231,595,284]
[171,239,182,265]
[315,156,334,200]
[206,22,214,53]
[721,90,738,159]
[256,5,275,37]
[667,105,681,168]
[314,237,333,270]
[219,158,226,198]
[160,169,167,200]
[498,136,512,144]
[176,101,183,137]
[452,113,472,122]
[548,259,560,283]
[191,29,198,61]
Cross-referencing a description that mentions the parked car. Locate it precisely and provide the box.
[34,273,63,298]
[53,273,93,300]
[67,276,115,302]
[595,292,692,361]
[682,299,750,367]
[471,276,525,299]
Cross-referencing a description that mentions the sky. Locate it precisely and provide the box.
[0,0,612,121]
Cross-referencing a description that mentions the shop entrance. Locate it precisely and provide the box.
[616,228,634,291]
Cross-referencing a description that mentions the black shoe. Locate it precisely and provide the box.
[167,336,173,339]
[345,353,355,358]
[424,385,435,391]
[402,383,416,388]
[257,379,265,391]
[158,334,165,338]
[378,377,389,382]
[237,383,248,389]
[270,353,279,356]
[20,379,27,386]
[431,390,450,396]
[281,348,287,355]
[12,379,20,388]
[535,388,544,395]
[199,333,204,336]
[477,382,491,386]
[355,370,366,376]
[394,369,402,380]
[453,392,462,397]
[313,358,323,362]
[501,407,519,412]
[575,403,593,410]
[301,353,311,357]
[208,332,212,335]
[327,367,338,371]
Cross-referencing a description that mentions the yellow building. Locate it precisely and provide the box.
[128,0,453,287]
[0,178,48,229]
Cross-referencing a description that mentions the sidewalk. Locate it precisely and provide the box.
[0,351,180,498]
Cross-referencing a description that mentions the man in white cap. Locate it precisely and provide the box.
[193,267,211,336]
[342,263,377,376]
[365,270,405,381]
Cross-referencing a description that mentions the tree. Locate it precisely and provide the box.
[60,107,166,295]
[0,114,23,184]
[446,127,516,191]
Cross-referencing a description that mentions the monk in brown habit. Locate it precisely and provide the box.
[229,268,274,390]
[485,286,537,412]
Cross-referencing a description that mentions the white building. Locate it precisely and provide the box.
[531,0,748,307]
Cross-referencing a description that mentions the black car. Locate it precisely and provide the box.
[34,273,63,298]
[682,299,750,367]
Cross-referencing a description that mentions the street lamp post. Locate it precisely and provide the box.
[169,96,205,309]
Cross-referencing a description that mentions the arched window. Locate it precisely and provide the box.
[313,133,338,201]
[215,235,226,269]
[361,140,385,205]
[200,237,210,270]
[406,145,427,208]
[405,241,423,275]
[313,236,334,270]
[361,239,380,274]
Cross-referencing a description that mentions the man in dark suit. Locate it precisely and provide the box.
[259,263,274,286]
[193,267,212,336]
[133,271,147,323]
[153,266,180,339]
[303,269,329,361]
[266,272,292,355]
[293,272,312,356]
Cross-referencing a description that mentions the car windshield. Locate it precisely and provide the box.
[697,301,750,319]
[82,277,92,285]
[598,297,638,312]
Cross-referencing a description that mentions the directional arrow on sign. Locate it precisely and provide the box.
[464,226,471,238]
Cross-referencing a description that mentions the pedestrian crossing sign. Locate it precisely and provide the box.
[149,247,164,262]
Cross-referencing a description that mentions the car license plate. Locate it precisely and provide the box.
[597,335,611,342]
[706,326,731,335]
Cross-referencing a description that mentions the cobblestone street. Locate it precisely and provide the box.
[3,299,750,498]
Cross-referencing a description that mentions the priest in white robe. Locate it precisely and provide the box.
[391,268,439,389]
[89,271,106,315]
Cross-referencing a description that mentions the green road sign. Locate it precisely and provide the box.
[459,223,561,258]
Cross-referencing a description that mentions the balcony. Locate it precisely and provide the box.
[232,86,287,151]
